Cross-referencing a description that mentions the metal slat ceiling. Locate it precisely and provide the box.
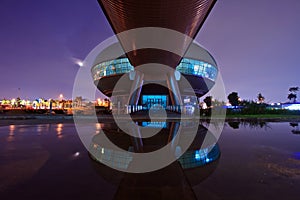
[98,0,216,68]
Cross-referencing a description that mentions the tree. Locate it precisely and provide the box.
[228,122,240,129]
[203,96,212,108]
[288,93,297,103]
[257,93,265,104]
[288,87,298,103]
[227,92,239,106]
[16,97,21,107]
[289,87,299,93]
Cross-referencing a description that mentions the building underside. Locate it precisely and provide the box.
[97,0,217,68]
[95,0,218,114]
[92,42,218,114]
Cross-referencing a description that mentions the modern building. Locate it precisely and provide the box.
[91,42,218,113]
[94,0,218,113]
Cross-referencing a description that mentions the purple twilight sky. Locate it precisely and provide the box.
[0,0,299,103]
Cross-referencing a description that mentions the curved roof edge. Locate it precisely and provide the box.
[184,42,217,67]
[92,41,217,68]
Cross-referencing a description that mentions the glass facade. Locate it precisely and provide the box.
[176,58,218,81]
[92,58,134,81]
[142,95,168,109]
[92,57,218,82]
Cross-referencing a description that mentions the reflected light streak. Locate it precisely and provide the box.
[7,125,15,142]
[56,123,63,138]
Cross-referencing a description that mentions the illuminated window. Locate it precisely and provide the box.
[92,58,134,80]
[92,57,218,82]
[142,95,168,109]
[175,58,217,81]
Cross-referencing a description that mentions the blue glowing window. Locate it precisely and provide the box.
[176,58,217,81]
[142,95,168,108]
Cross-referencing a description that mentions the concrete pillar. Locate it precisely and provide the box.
[128,71,144,106]
[166,72,182,106]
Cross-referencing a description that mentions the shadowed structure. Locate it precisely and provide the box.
[95,0,218,113]
[97,0,217,68]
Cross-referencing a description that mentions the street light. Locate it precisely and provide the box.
[59,94,64,109]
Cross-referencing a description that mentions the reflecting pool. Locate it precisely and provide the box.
[0,122,300,199]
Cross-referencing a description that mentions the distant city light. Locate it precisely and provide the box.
[283,104,300,110]
[0,95,111,111]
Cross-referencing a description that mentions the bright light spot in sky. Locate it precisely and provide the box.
[77,61,83,67]
[72,57,84,67]
[74,152,80,157]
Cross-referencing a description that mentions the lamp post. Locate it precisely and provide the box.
[59,94,63,101]
[49,99,53,114]
[59,94,64,109]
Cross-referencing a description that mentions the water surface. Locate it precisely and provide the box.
[0,122,299,199]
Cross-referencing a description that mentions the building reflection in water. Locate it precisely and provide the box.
[7,124,15,142]
[36,124,51,135]
[56,123,63,138]
[36,124,43,134]
[88,121,220,199]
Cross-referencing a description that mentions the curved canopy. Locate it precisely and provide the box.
[98,0,217,68]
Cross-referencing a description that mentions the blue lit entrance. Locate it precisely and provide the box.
[142,95,168,109]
